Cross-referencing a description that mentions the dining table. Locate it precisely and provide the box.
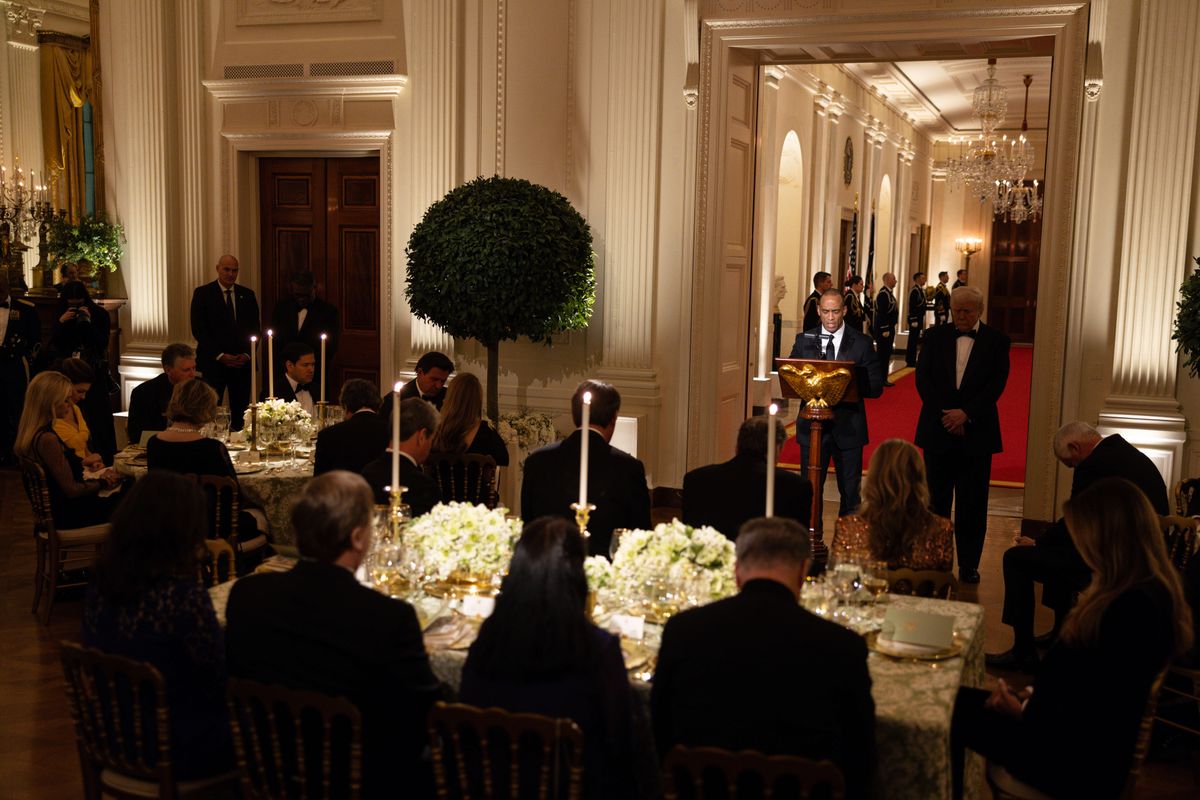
[209,562,985,800]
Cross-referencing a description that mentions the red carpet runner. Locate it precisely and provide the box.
[779,345,1033,487]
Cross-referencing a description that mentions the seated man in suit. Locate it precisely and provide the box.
[127,343,196,445]
[266,341,316,413]
[361,398,442,515]
[313,379,386,475]
[682,415,813,540]
[270,271,339,401]
[652,517,876,799]
[521,379,651,557]
[789,288,884,516]
[381,351,455,419]
[987,421,1170,670]
[225,471,442,798]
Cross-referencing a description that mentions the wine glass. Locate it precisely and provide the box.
[214,407,231,443]
[257,423,277,463]
[286,420,304,468]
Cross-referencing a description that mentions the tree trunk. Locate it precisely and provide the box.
[486,340,500,423]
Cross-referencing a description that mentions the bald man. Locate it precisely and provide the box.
[190,254,260,429]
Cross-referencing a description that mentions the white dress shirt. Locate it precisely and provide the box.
[955,322,980,389]
[297,307,308,330]
[286,374,314,414]
[819,323,847,360]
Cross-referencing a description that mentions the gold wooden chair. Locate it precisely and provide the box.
[884,568,956,600]
[423,454,500,509]
[1160,514,1200,572]
[1174,478,1200,517]
[198,539,237,587]
[60,641,240,799]
[662,745,846,799]
[226,677,363,800]
[189,473,268,568]
[20,457,110,625]
[427,701,584,800]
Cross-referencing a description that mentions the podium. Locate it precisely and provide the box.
[774,358,858,566]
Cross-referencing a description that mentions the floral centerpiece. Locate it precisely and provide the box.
[497,410,559,452]
[243,398,313,451]
[404,502,522,597]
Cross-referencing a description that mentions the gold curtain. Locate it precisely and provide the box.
[40,34,93,220]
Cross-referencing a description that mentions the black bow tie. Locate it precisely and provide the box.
[955,329,977,339]
[296,383,312,394]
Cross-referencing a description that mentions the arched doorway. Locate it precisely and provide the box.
[876,175,893,279]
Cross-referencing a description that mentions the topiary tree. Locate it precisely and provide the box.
[406,176,595,421]
[1174,256,1200,377]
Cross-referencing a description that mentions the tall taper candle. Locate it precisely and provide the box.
[249,335,258,404]
[766,403,778,517]
[391,381,403,491]
[266,329,275,398]
[319,333,327,403]
[578,391,592,507]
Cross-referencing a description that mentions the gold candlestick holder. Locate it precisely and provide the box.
[570,502,596,540]
[387,485,410,542]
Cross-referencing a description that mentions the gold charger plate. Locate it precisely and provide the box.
[866,631,963,662]
[234,462,266,475]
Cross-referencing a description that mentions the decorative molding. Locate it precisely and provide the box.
[5,2,43,45]
[203,75,407,99]
[290,98,319,126]
[235,0,382,27]
[38,0,89,22]
[495,0,506,176]
[683,0,700,106]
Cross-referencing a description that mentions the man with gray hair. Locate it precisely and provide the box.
[127,343,196,445]
[225,471,441,796]
[987,422,1169,670]
[360,397,442,513]
[652,517,876,798]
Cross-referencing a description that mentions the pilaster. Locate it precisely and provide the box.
[751,65,782,398]
[5,1,43,284]
[175,0,207,344]
[822,98,843,276]
[806,89,831,278]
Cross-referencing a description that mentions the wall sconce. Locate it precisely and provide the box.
[955,236,983,270]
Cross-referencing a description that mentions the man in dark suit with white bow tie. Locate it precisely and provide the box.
[190,254,260,429]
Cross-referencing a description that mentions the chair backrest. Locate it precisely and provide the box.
[226,677,364,800]
[60,641,175,798]
[423,454,500,509]
[885,568,956,600]
[1124,667,1169,797]
[19,456,56,535]
[1159,515,1199,572]
[189,474,241,545]
[427,701,584,800]
[662,745,846,800]
[200,539,237,586]
[1175,478,1200,517]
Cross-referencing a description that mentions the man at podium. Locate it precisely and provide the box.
[788,289,884,515]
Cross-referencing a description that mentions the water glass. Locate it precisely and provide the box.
[214,408,231,442]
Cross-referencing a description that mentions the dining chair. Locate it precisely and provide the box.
[188,473,268,569]
[199,539,237,586]
[883,567,956,600]
[1174,477,1200,517]
[423,454,500,508]
[60,641,241,800]
[427,701,584,800]
[20,457,110,625]
[1159,514,1200,573]
[226,677,363,800]
[661,745,846,799]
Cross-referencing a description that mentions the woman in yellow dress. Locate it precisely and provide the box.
[52,358,104,471]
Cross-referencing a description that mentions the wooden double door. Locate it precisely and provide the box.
[988,187,1043,344]
[259,156,381,396]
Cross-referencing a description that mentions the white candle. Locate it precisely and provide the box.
[766,404,778,517]
[249,335,258,403]
[266,329,274,399]
[319,333,327,403]
[578,391,592,507]
[391,381,403,491]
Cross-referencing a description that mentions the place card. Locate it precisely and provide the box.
[609,613,645,641]
[881,607,954,650]
[237,449,261,463]
[460,594,495,618]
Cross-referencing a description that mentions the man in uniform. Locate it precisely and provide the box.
[933,271,952,326]
[905,271,927,368]
[843,276,867,333]
[801,272,832,333]
[0,271,42,464]
[873,273,898,386]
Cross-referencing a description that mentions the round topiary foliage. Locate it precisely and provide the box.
[1174,256,1200,377]
[406,175,596,419]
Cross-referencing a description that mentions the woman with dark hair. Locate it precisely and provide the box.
[430,373,509,466]
[460,517,634,797]
[952,477,1193,799]
[54,358,108,470]
[82,471,235,781]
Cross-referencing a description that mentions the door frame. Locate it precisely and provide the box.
[688,5,1089,523]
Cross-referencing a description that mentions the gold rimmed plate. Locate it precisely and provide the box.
[234,463,266,475]
[866,631,963,662]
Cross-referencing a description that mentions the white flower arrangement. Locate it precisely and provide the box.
[609,519,737,604]
[404,501,522,581]
[244,398,314,439]
[584,555,614,593]
[497,410,559,452]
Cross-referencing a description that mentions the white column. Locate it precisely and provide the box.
[600,0,662,369]
[174,0,207,344]
[822,99,844,276]
[1099,0,1200,482]
[407,0,458,357]
[751,66,782,388]
[806,90,830,279]
[4,2,42,285]
[863,124,886,281]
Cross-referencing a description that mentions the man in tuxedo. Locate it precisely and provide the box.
[683,416,813,540]
[905,271,927,368]
[361,397,441,514]
[873,272,898,385]
[225,471,442,798]
[652,517,875,799]
[380,351,455,419]
[270,271,339,400]
[266,342,316,414]
[314,379,386,475]
[126,343,197,445]
[190,254,259,430]
[953,268,968,289]
[987,422,1169,670]
[801,271,832,333]
[521,379,651,557]
[933,271,952,326]
[915,285,1011,584]
[788,289,884,516]
[843,275,867,333]
[0,271,42,464]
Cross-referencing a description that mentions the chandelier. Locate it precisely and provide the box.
[946,59,1042,223]
[0,160,53,243]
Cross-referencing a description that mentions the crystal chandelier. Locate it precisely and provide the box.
[946,59,1041,223]
[0,160,53,243]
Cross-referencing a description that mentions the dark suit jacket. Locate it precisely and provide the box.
[682,453,813,540]
[520,430,651,556]
[314,410,388,476]
[261,375,312,405]
[0,295,42,362]
[361,451,441,515]
[225,560,441,798]
[270,297,339,395]
[789,324,884,449]
[652,579,876,799]
[380,381,446,417]
[915,323,1011,456]
[127,373,174,445]
[189,280,260,374]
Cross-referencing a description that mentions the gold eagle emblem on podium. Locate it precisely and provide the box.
[778,363,852,409]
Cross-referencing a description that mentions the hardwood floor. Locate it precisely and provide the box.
[1,469,1194,798]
